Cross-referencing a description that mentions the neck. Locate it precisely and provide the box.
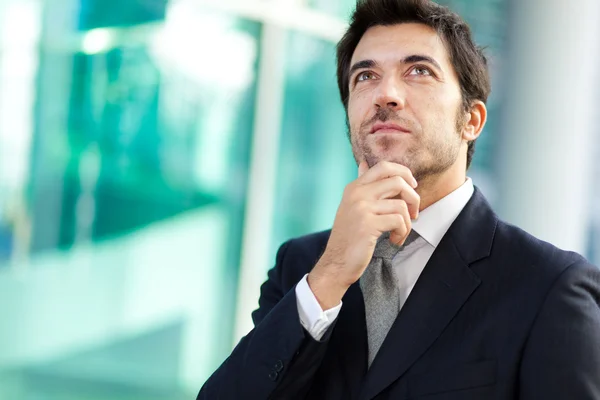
[416,162,467,211]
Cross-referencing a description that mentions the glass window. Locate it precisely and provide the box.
[0,1,261,397]
[272,30,356,260]
[308,0,356,19]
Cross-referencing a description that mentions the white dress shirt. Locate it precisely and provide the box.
[295,178,475,340]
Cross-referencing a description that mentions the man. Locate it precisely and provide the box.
[199,0,600,398]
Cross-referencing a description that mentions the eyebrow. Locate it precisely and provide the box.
[349,54,443,78]
[349,59,378,78]
[402,54,442,71]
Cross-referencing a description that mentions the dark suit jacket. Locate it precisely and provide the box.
[198,188,600,399]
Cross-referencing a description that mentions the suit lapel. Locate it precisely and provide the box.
[332,281,369,398]
[359,188,497,400]
[359,235,480,400]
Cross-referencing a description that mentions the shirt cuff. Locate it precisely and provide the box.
[295,274,342,341]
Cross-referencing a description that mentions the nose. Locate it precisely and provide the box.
[374,75,405,111]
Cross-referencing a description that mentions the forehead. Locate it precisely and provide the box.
[351,23,452,69]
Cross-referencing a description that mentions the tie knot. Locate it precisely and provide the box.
[373,230,421,260]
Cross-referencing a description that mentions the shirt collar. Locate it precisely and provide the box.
[411,178,474,248]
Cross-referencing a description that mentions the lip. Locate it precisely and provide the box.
[370,122,411,134]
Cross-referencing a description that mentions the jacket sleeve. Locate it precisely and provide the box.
[197,239,334,400]
[519,260,600,399]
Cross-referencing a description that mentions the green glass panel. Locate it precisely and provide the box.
[3,5,261,398]
[273,31,356,258]
[308,0,356,19]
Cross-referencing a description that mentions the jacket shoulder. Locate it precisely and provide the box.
[493,219,591,278]
[273,229,331,288]
[286,229,331,253]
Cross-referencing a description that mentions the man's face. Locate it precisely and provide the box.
[347,23,466,181]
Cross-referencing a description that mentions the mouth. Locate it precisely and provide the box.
[370,122,411,135]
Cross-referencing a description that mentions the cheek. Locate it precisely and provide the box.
[432,88,463,117]
[413,92,458,129]
[347,99,367,132]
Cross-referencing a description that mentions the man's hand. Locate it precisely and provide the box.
[307,161,420,309]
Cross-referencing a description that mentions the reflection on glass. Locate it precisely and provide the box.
[272,30,355,262]
[0,0,260,397]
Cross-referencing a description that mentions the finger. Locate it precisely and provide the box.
[363,177,420,219]
[390,215,412,246]
[358,160,368,178]
[372,199,411,217]
[358,160,417,188]
[373,200,413,244]
[375,213,409,239]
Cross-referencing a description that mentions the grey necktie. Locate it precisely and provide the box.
[360,229,420,368]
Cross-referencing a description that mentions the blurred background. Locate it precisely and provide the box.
[0,0,599,398]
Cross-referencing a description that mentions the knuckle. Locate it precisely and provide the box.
[395,213,405,225]
[391,176,403,190]
[358,218,372,235]
[342,187,350,199]
[395,175,407,187]
[344,186,359,202]
[394,163,409,175]
[343,183,354,195]
[380,160,393,173]
[397,200,408,213]
[395,225,407,239]
[355,200,369,213]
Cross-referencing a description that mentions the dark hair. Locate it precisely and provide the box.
[336,0,491,169]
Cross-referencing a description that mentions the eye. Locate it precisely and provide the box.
[409,65,433,77]
[356,71,376,82]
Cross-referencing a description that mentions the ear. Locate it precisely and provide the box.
[461,100,487,142]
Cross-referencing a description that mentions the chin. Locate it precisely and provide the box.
[365,155,413,170]
[364,143,415,166]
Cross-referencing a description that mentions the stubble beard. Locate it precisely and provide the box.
[350,107,464,182]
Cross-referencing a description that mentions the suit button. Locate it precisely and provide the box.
[274,360,284,372]
[268,371,279,381]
